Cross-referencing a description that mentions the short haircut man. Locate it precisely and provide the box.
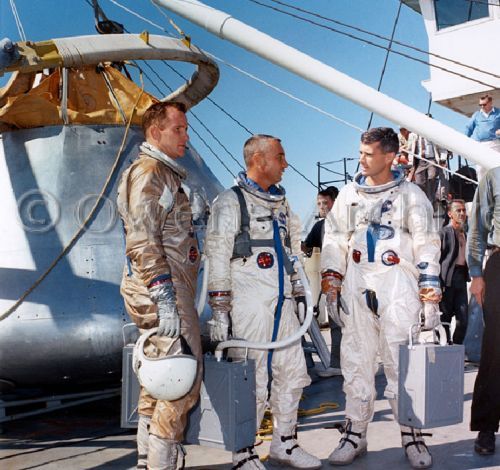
[117,100,202,469]
[321,127,441,467]
[465,94,500,181]
[205,135,321,469]
[141,101,187,136]
[439,199,469,345]
[243,134,282,166]
[361,127,399,154]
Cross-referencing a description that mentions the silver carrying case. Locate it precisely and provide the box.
[398,324,464,429]
[121,344,257,451]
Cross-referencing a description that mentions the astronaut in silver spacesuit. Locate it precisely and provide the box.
[205,135,321,469]
[321,127,442,469]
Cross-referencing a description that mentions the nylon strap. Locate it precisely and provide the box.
[267,219,285,377]
[232,454,259,469]
[250,239,275,247]
[232,186,250,231]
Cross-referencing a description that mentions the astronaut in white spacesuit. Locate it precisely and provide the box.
[321,127,442,469]
[205,134,321,469]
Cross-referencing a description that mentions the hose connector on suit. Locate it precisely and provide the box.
[213,256,314,361]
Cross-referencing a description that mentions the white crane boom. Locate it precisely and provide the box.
[154,0,499,170]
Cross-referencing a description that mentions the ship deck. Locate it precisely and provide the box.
[1,360,498,470]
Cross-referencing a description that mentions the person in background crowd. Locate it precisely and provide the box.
[413,115,441,205]
[439,199,470,344]
[465,94,500,181]
[395,127,411,169]
[302,186,342,378]
[302,186,339,256]
[467,167,500,456]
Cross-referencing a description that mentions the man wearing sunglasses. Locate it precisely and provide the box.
[465,94,500,181]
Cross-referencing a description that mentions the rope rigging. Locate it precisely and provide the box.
[87,0,297,180]
[8,0,27,41]
[247,0,499,90]
[100,0,485,188]
[366,0,403,130]
[260,0,500,83]
[108,0,168,32]
[204,52,365,133]
[92,0,358,187]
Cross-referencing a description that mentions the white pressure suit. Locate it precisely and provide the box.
[205,173,311,434]
[321,170,441,425]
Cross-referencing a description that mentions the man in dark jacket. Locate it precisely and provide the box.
[302,186,342,377]
[468,167,500,455]
[439,199,470,344]
[302,186,339,256]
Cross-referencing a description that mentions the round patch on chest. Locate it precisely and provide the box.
[381,250,400,266]
[257,252,274,269]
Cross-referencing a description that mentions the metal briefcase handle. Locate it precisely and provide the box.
[407,323,448,349]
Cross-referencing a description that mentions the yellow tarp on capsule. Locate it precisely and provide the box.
[0,65,158,129]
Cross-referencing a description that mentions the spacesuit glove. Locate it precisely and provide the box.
[326,293,345,328]
[208,291,232,342]
[420,302,442,331]
[208,309,230,342]
[148,279,180,338]
[321,270,344,327]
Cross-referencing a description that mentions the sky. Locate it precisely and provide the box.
[0,0,470,222]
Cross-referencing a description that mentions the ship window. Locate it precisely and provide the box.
[434,0,489,30]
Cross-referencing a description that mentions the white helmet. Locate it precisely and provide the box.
[133,328,198,401]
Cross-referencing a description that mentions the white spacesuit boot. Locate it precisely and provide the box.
[136,415,151,470]
[269,418,321,469]
[328,419,368,465]
[389,397,432,469]
[400,426,433,469]
[147,435,179,470]
[231,446,266,469]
